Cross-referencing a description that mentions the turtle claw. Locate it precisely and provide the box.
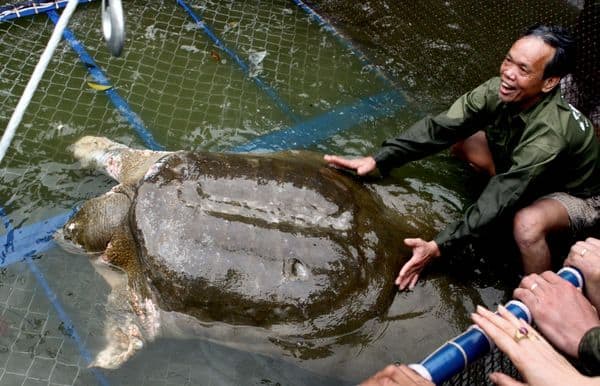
[89,325,144,369]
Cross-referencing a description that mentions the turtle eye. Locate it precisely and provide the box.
[289,258,308,280]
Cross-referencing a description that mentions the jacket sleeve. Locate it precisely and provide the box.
[578,326,600,376]
[373,78,498,174]
[434,124,564,253]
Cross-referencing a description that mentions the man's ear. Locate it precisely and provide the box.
[542,76,561,93]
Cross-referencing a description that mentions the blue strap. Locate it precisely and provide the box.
[1,211,72,267]
[46,10,164,151]
[232,90,404,152]
[176,0,300,123]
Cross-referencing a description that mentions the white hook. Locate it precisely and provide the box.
[102,0,125,57]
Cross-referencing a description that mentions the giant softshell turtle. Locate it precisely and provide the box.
[57,136,413,368]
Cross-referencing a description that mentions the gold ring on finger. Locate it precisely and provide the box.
[530,283,538,291]
[514,326,530,343]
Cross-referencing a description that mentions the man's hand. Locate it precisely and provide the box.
[360,364,433,386]
[323,155,376,176]
[564,237,600,311]
[514,271,600,357]
[395,238,440,290]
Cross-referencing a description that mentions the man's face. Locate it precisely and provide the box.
[498,36,557,110]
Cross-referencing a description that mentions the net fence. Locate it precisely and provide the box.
[308,0,599,135]
[0,0,597,385]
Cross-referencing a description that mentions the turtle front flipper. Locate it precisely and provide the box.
[89,223,160,369]
[89,231,160,369]
[87,258,145,369]
[89,315,144,369]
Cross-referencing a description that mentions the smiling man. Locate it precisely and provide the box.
[325,25,600,290]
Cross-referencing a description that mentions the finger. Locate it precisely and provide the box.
[489,372,526,386]
[477,307,553,356]
[396,254,422,286]
[521,272,554,293]
[323,155,356,169]
[356,166,369,176]
[397,268,417,290]
[471,310,519,353]
[397,273,415,290]
[476,305,518,332]
[498,306,547,344]
[403,238,422,248]
[398,257,418,277]
[323,154,338,163]
[395,365,433,385]
[564,250,588,272]
[472,307,544,361]
[378,364,401,378]
[564,252,582,269]
[582,240,600,259]
[394,267,405,286]
[518,273,541,290]
[408,274,419,290]
[323,155,346,163]
[585,237,600,249]
[495,304,524,327]
[570,240,589,257]
[539,270,563,284]
[566,240,583,257]
[396,365,424,382]
[512,287,538,310]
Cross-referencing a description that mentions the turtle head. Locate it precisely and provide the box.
[69,136,127,171]
[70,136,170,186]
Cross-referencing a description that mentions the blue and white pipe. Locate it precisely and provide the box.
[408,266,584,385]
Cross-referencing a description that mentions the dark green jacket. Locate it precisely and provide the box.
[579,326,600,376]
[374,77,600,253]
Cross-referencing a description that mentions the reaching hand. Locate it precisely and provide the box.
[360,364,433,386]
[513,271,600,357]
[323,155,377,176]
[564,237,600,312]
[471,305,593,386]
[395,238,440,290]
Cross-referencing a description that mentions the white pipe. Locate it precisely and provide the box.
[0,0,80,164]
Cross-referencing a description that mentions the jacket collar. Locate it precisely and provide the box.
[499,85,563,125]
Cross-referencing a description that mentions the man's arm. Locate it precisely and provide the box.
[578,327,600,376]
[373,79,498,175]
[323,78,498,177]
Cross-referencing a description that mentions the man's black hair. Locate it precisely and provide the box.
[521,24,576,79]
